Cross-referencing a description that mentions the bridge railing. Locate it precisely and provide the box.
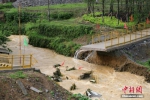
[91,22,150,48]
[0,54,33,70]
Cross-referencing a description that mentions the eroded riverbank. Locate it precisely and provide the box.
[6,35,150,100]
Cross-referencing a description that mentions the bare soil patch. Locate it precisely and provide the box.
[0,71,71,100]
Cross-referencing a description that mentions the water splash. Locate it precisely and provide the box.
[84,51,94,61]
[74,49,87,59]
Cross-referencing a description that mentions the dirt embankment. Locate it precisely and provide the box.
[0,71,71,100]
[122,39,150,62]
[79,39,150,83]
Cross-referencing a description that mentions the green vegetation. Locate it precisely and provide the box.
[83,13,137,28]
[0,1,149,57]
[0,3,94,56]
[51,12,73,20]
[0,22,10,45]
[68,93,91,100]
[25,3,87,10]
[137,60,150,70]
[25,21,92,56]
[50,91,54,97]
[0,3,13,10]
[9,71,27,79]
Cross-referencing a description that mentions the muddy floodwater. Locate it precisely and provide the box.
[7,35,150,100]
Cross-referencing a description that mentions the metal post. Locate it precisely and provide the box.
[11,55,13,69]
[132,26,134,32]
[124,32,125,44]
[30,54,32,68]
[99,34,101,42]
[111,32,112,46]
[92,35,94,44]
[18,2,22,66]
[105,33,106,47]
[130,31,131,41]
[135,31,136,40]
[146,31,148,36]
[138,24,140,30]
[118,32,119,44]
[144,23,146,29]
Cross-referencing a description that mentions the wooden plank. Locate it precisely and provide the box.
[16,80,28,95]
[30,86,42,94]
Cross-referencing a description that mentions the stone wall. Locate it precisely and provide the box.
[13,0,83,8]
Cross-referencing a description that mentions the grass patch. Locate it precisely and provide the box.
[9,71,27,79]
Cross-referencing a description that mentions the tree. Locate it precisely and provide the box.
[85,0,95,16]
[48,0,50,21]
[109,0,114,19]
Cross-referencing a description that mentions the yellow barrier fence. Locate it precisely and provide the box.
[91,22,150,48]
[0,54,33,70]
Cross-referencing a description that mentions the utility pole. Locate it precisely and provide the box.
[18,2,22,65]
[117,0,119,25]
[48,0,50,21]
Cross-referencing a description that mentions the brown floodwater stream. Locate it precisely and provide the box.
[7,35,150,100]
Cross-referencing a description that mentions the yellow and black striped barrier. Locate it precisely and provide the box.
[0,54,35,70]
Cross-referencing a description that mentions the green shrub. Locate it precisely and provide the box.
[1,21,25,35]
[28,32,52,48]
[0,3,13,10]
[0,32,8,45]
[4,11,39,23]
[51,12,73,20]
[82,13,137,28]
[37,23,93,39]
[28,32,80,56]
[68,93,91,100]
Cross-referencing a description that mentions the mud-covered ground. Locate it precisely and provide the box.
[0,71,71,100]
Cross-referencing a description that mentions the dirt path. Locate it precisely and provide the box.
[6,35,150,100]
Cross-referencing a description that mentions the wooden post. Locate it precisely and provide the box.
[30,55,32,68]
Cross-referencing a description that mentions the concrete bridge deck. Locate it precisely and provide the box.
[81,28,150,52]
